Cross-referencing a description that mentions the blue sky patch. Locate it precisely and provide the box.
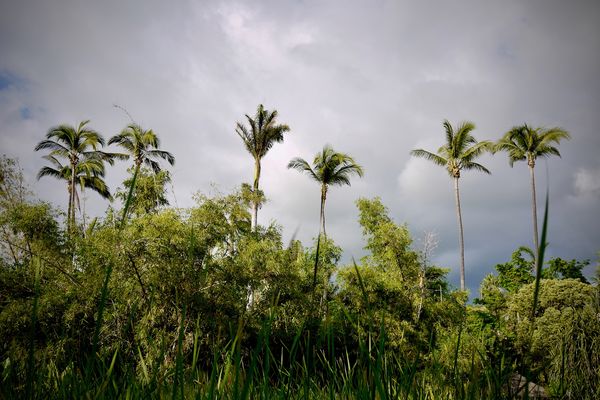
[19,106,32,119]
[0,70,24,91]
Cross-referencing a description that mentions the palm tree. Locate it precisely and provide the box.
[496,124,570,254]
[35,120,115,231]
[37,155,112,221]
[410,120,493,291]
[236,104,290,231]
[288,145,364,239]
[108,123,174,223]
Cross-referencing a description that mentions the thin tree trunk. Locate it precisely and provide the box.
[67,183,72,234]
[70,163,76,233]
[453,176,466,291]
[251,159,261,231]
[529,164,539,258]
[81,188,87,234]
[318,185,328,317]
[319,185,327,239]
[416,272,425,321]
[128,253,148,301]
[2,227,19,264]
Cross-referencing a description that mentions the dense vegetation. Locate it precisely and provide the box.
[0,111,598,399]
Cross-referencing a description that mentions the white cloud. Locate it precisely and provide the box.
[573,168,600,198]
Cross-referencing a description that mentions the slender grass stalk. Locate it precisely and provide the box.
[90,262,113,367]
[312,235,321,289]
[531,190,549,321]
[95,348,118,398]
[120,165,139,230]
[172,304,186,400]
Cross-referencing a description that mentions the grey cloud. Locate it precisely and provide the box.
[1,0,599,293]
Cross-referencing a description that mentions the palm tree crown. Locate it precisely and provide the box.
[411,120,493,178]
[236,104,291,163]
[288,145,364,238]
[236,104,290,231]
[37,155,111,201]
[109,123,174,224]
[108,123,175,173]
[496,124,570,168]
[410,120,493,291]
[35,120,114,231]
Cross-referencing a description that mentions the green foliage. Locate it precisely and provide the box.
[116,167,171,216]
[356,197,418,277]
[542,257,589,282]
[504,279,599,396]
[494,246,535,292]
[1,142,598,398]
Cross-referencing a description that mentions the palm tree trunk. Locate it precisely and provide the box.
[252,159,261,231]
[318,185,328,316]
[529,164,539,257]
[453,176,466,291]
[70,163,76,233]
[67,183,72,233]
[319,185,327,239]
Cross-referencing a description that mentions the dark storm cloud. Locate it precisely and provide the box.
[1,0,598,292]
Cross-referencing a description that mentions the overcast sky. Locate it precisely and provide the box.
[1,0,599,293]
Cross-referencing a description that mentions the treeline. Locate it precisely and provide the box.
[0,104,598,398]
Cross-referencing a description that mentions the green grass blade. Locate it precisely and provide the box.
[25,257,41,400]
[531,190,549,321]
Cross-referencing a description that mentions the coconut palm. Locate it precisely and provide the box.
[288,145,364,239]
[108,123,174,222]
[236,104,290,231]
[35,120,115,231]
[496,124,570,254]
[410,120,493,291]
[37,155,112,215]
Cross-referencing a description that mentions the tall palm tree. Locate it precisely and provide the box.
[288,145,364,239]
[410,120,493,291]
[35,120,115,231]
[108,123,174,222]
[496,124,570,254]
[236,104,290,231]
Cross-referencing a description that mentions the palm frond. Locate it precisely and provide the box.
[410,149,448,167]
[147,150,175,166]
[34,140,69,153]
[37,167,65,181]
[498,124,570,166]
[236,104,290,161]
[462,161,491,174]
[288,157,319,182]
[461,140,494,162]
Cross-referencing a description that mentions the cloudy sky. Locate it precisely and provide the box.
[1,0,599,292]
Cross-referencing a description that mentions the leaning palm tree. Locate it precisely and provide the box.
[411,120,493,291]
[288,145,364,239]
[35,120,115,231]
[236,104,290,231]
[496,124,570,254]
[108,123,174,223]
